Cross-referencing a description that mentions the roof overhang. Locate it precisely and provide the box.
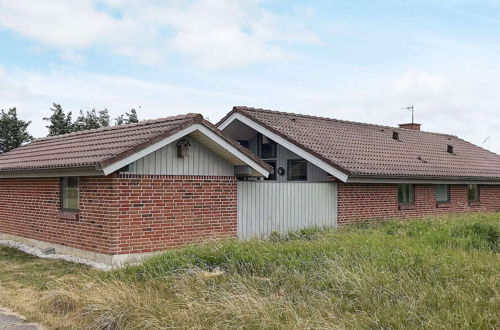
[345,175,500,185]
[0,166,103,179]
[101,123,270,177]
[218,112,349,182]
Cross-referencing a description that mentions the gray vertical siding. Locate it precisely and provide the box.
[237,181,337,239]
[125,136,234,176]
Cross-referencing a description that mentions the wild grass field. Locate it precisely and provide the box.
[0,213,498,329]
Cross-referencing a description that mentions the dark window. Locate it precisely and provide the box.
[447,145,454,154]
[237,140,249,149]
[398,184,414,204]
[264,161,276,181]
[393,131,400,140]
[468,184,480,202]
[61,177,79,211]
[436,184,450,203]
[287,159,307,181]
[258,134,277,159]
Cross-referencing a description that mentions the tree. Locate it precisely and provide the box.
[115,108,139,125]
[0,108,33,153]
[73,108,110,131]
[43,103,73,136]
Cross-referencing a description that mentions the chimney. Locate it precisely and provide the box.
[398,123,421,131]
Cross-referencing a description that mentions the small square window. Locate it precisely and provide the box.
[61,177,79,211]
[398,184,414,204]
[468,184,480,202]
[287,159,307,181]
[258,134,277,159]
[436,184,450,203]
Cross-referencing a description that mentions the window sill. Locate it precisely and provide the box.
[398,203,416,210]
[436,202,451,208]
[468,201,481,207]
[58,211,79,221]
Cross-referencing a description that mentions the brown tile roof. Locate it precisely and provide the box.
[0,113,271,174]
[221,106,500,181]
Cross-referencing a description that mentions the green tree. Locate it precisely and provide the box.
[115,108,139,125]
[43,103,73,136]
[0,108,33,153]
[74,108,110,131]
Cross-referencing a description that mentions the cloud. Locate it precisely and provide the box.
[0,63,499,155]
[0,0,319,68]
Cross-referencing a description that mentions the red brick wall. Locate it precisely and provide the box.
[338,183,500,224]
[0,174,237,256]
[0,177,117,254]
[110,174,237,255]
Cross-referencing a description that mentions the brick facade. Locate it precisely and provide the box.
[337,183,500,224]
[110,174,237,255]
[1,176,499,259]
[0,175,237,256]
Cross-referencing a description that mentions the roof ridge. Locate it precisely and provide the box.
[34,113,201,143]
[234,106,457,138]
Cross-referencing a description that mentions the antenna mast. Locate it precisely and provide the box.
[401,105,415,124]
[482,136,491,151]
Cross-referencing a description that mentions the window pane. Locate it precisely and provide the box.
[288,160,307,181]
[436,185,449,203]
[398,184,414,204]
[62,177,79,210]
[259,135,277,159]
[468,184,479,202]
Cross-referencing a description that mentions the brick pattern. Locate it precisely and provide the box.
[0,175,237,256]
[0,177,117,254]
[111,174,237,255]
[1,176,498,257]
[338,183,500,224]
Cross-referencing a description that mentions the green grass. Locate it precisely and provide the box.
[1,213,499,329]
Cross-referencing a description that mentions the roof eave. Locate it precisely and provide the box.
[0,165,104,178]
[345,174,500,185]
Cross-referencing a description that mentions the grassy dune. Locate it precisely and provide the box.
[1,213,499,329]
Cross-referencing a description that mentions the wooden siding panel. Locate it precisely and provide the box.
[124,136,234,176]
[237,182,337,239]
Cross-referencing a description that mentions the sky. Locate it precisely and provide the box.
[0,0,499,153]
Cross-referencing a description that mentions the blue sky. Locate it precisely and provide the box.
[0,0,499,153]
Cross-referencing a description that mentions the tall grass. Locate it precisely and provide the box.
[3,213,499,329]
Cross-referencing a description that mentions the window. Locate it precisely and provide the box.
[264,160,277,181]
[436,184,450,203]
[288,159,307,181]
[258,134,277,159]
[468,184,480,202]
[398,184,414,204]
[61,177,79,211]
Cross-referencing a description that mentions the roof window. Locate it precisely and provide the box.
[392,131,400,141]
[447,144,454,154]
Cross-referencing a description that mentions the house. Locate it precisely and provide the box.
[0,114,271,265]
[0,107,499,265]
[217,106,500,227]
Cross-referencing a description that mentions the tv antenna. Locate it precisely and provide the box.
[401,105,415,124]
[481,136,491,151]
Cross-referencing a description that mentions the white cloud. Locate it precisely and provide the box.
[0,0,319,68]
[0,64,499,155]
